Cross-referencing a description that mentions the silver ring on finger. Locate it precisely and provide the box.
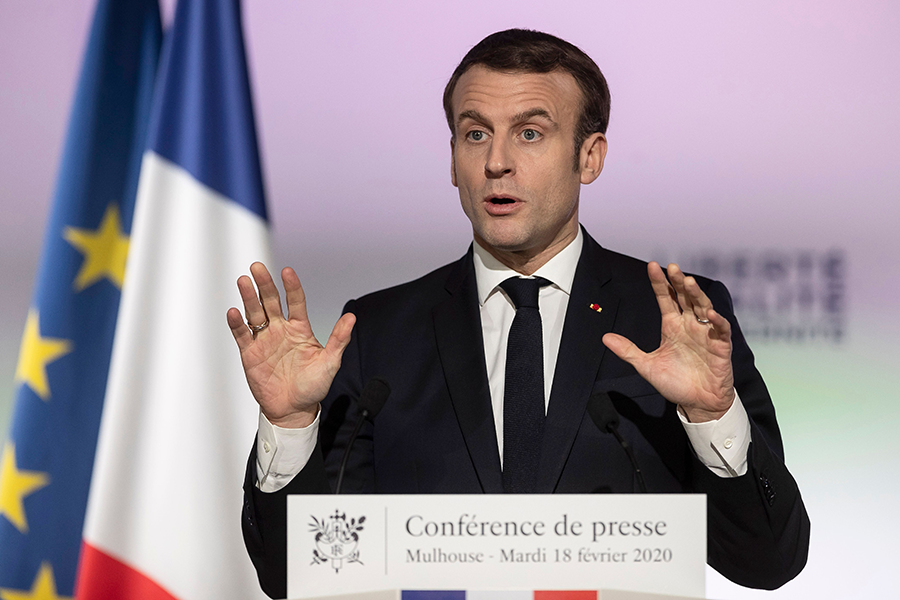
[249,318,269,333]
[696,317,711,324]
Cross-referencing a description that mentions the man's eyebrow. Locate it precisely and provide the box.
[512,108,556,125]
[456,109,486,128]
[455,107,556,129]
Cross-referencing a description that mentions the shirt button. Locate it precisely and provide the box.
[723,438,734,450]
[263,441,271,453]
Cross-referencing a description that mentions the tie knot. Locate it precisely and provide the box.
[499,276,551,310]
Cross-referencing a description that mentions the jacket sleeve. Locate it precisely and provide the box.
[241,439,331,599]
[691,279,810,589]
[240,300,367,598]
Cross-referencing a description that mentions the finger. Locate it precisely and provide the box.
[282,267,310,325]
[648,262,680,316]
[226,306,253,351]
[250,262,284,321]
[666,263,691,314]
[602,332,650,374]
[323,312,357,365]
[683,274,714,322]
[238,274,267,327]
[705,307,732,340]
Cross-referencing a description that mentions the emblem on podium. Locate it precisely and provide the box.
[309,510,366,573]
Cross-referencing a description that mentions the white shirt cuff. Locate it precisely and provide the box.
[255,409,320,492]
[678,390,750,478]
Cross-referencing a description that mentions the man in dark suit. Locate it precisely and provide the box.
[228,29,809,599]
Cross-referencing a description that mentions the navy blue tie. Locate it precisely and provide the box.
[500,276,551,493]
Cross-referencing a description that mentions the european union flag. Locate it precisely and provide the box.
[0,0,161,596]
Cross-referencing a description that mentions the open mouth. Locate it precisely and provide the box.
[484,195,521,215]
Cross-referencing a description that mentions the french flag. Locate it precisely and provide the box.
[77,0,269,598]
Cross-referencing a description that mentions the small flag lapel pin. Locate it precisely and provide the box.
[589,303,602,313]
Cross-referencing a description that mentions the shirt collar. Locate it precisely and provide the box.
[473,227,583,307]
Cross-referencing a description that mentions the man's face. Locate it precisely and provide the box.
[450,65,606,263]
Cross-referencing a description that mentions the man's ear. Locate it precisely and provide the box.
[450,137,458,187]
[579,132,607,185]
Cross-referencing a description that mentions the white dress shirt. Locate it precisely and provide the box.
[474,228,580,463]
[256,229,751,492]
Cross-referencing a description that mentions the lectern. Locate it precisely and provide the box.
[286,495,711,599]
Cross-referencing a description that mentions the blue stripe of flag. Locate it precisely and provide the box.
[147,0,267,220]
[403,592,468,600]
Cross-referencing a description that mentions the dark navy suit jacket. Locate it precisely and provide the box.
[241,230,810,598]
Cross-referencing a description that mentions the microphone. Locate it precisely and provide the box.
[334,377,391,494]
[587,391,647,493]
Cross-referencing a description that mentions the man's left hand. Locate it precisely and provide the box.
[602,262,734,423]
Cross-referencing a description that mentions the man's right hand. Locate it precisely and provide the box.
[226,262,356,429]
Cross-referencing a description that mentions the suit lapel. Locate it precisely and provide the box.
[537,233,620,492]
[433,249,504,493]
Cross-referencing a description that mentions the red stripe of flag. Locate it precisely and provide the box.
[76,542,179,600]
[535,591,598,600]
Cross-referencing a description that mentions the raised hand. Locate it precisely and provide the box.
[226,262,356,428]
[602,262,734,423]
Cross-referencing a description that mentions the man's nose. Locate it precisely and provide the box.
[484,138,514,178]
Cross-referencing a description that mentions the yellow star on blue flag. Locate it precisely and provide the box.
[13,310,72,401]
[63,203,129,291]
[0,563,71,600]
[0,443,50,534]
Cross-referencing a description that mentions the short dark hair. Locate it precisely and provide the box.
[443,29,611,157]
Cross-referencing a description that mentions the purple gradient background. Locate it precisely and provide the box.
[2,1,899,598]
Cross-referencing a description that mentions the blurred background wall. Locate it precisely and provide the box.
[1,1,898,597]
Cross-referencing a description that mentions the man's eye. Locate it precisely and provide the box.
[521,129,541,141]
[467,131,486,141]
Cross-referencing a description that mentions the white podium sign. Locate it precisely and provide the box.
[287,495,706,599]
